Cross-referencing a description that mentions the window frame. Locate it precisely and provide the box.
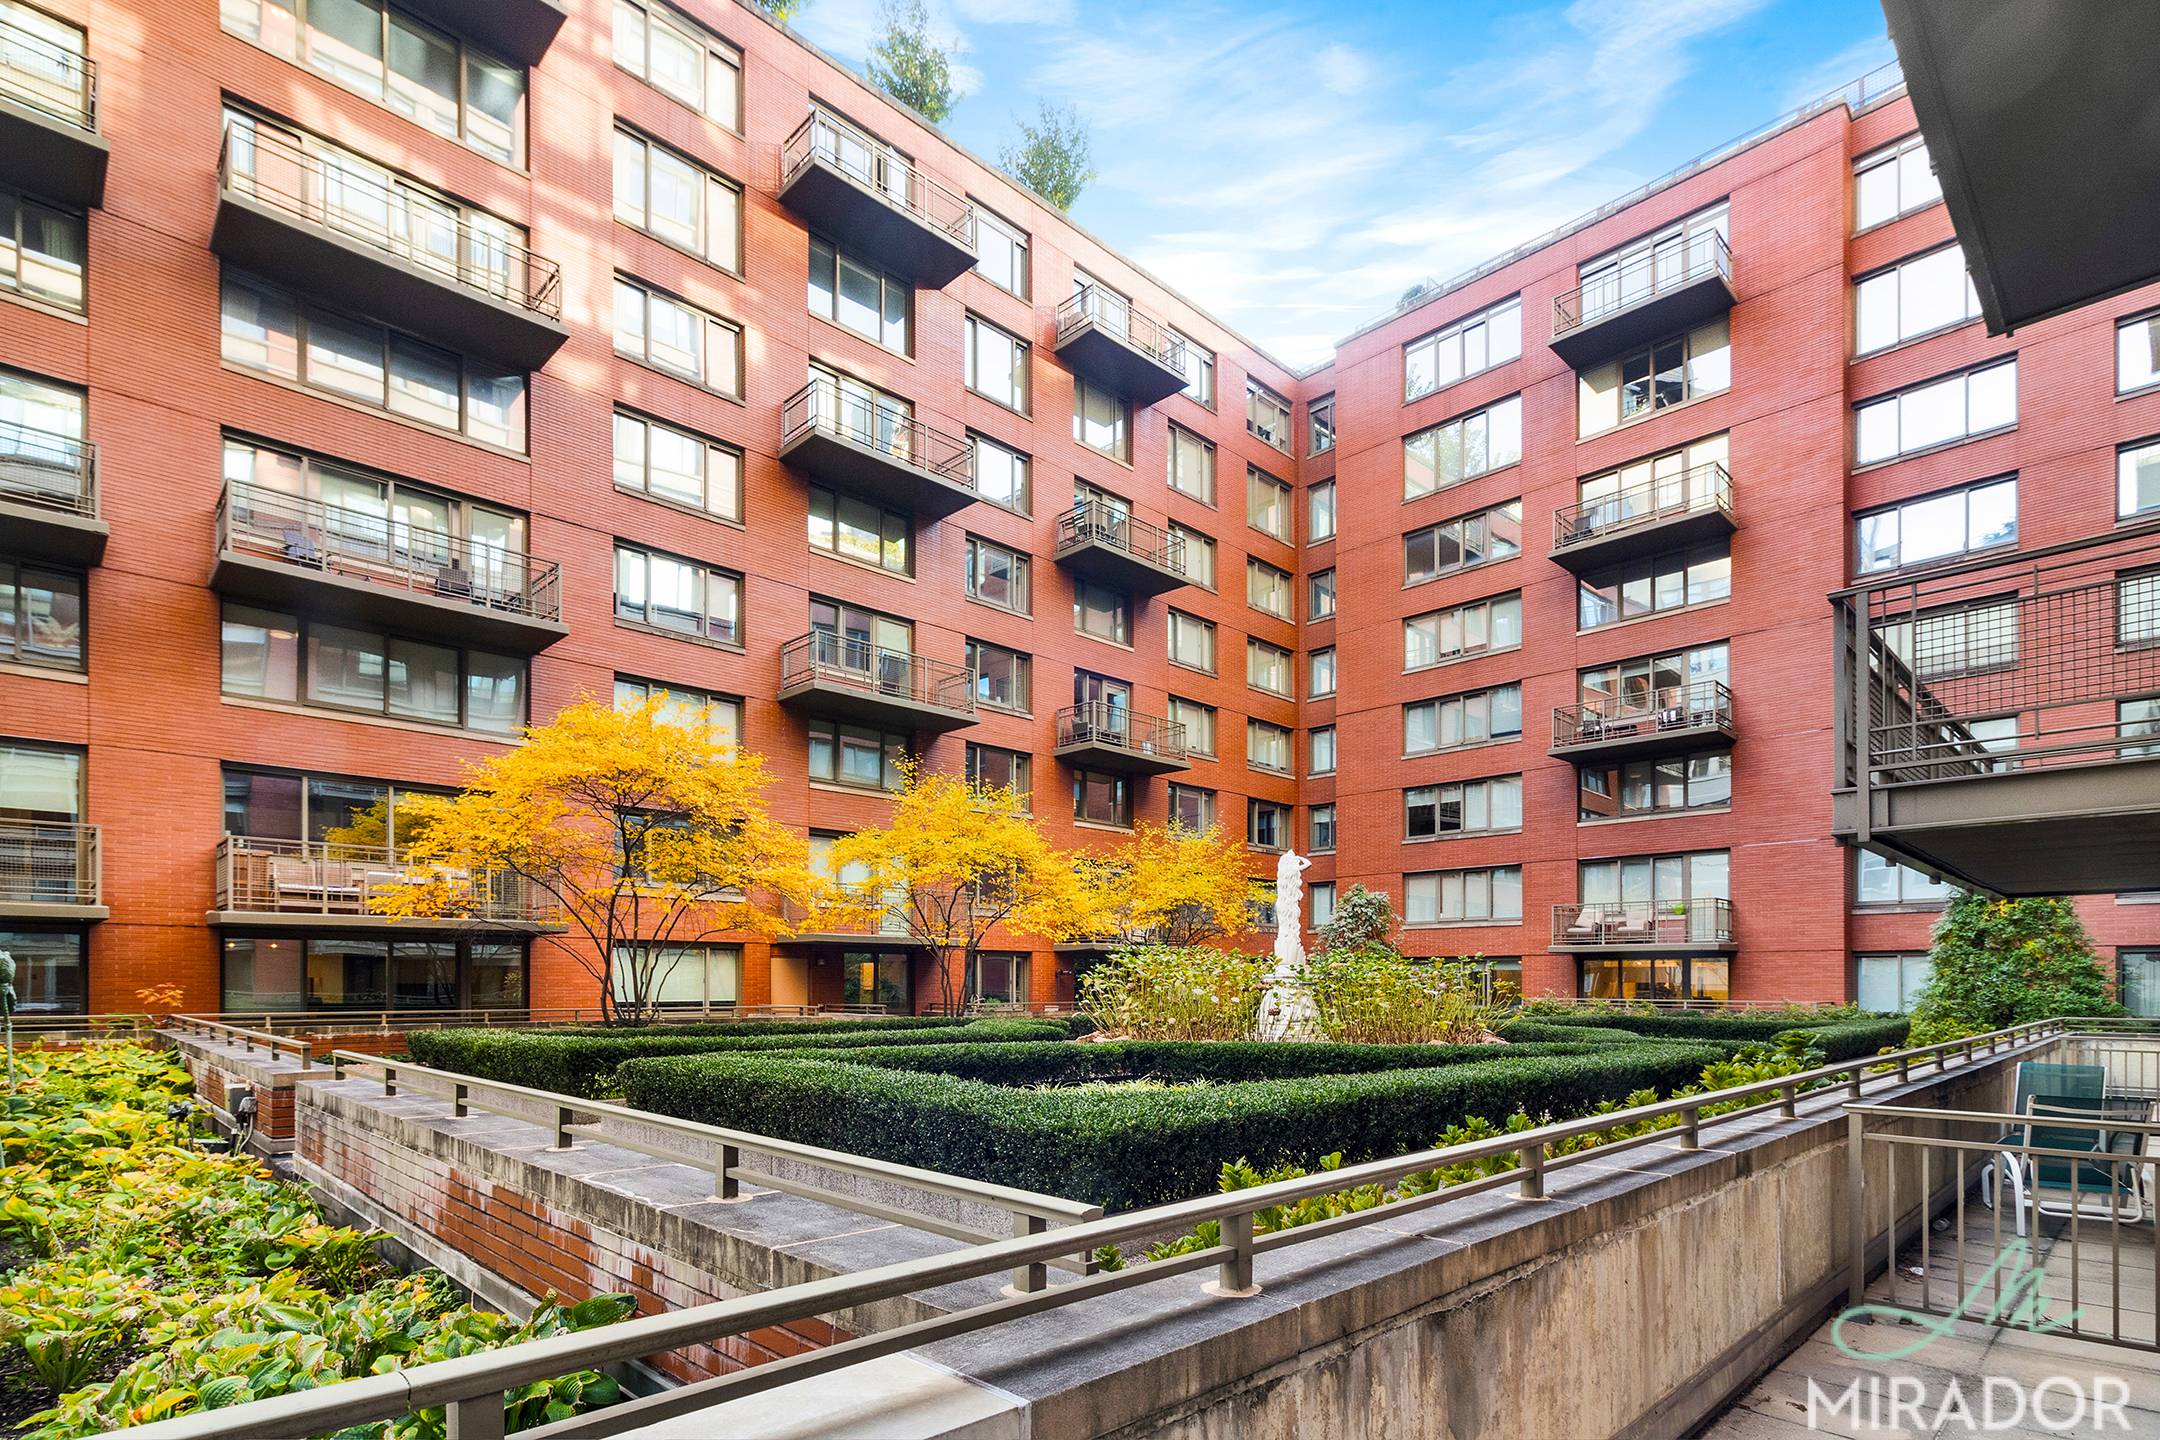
[613,408,743,523]
[612,540,744,648]
[963,312,1031,414]
[612,272,743,398]
[1852,358,2018,469]
[963,533,1031,614]
[612,0,743,129]
[1403,296,1523,402]
[218,600,526,734]
[613,123,743,274]
[1404,395,1523,499]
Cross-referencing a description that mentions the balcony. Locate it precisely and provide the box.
[1551,680,1735,761]
[1832,525,2160,895]
[776,631,978,734]
[393,0,566,66]
[0,422,104,565]
[209,836,558,932]
[778,883,921,946]
[1054,703,1191,777]
[779,378,978,521]
[0,14,105,208]
[211,124,568,369]
[0,821,104,922]
[1054,501,1188,597]
[1549,462,1735,572]
[210,480,567,654]
[1550,899,1735,953]
[1549,231,1735,369]
[778,109,977,289]
[1053,288,1191,406]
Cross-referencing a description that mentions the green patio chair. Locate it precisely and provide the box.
[2026,1094,2147,1226]
[1981,1061,2106,1233]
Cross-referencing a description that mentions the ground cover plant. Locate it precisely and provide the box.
[0,1044,631,1438]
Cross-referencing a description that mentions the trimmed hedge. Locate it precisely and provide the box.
[1493,1019,1650,1045]
[1527,1011,1908,1061]
[804,1038,1620,1085]
[404,1019,1067,1097]
[616,1041,1729,1210]
[548,1015,977,1039]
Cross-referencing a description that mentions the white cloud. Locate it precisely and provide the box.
[1315,42,1372,97]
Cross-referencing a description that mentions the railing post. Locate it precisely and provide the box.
[332,1053,346,1082]
[715,1141,741,1201]
[452,1082,469,1119]
[1213,1208,1257,1296]
[1848,1065,1864,1100]
[1779,1083,1797,1119]
[552,1104,572,1149]
[382,1063,397,1097]
[1518,1140,1547,1200]
[1011,1213,1047,1294]
[445,1393,505,1440]
[1678,1105,1700,1150]
[1847,1108,1867,1308]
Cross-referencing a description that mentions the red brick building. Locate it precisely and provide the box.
[2,2,2153,1018]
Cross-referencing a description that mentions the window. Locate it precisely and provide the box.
[1308,804,1336,854]
[1074,376,1128,459]
[1171,523,1215,588]
[1247,720,1291,774]
[219,603,524,732]
[613,542,742,645]
[612,943,740,1010]
[1854,134,1941,231]
[614,128,741,271]
[1404,297,1523,401]
[1405,683,1524,755]
[1406,867,1523,924]
[2119,313,2160,396]
[972,205,1028,296]
[613,411,741,521]
[1309,481,1336,543]
[222,0,526,164]
[1247,559,1292,619]
[0,188,84,312]
[1856,476,2017,573]
[1167,425,1214,504]
[1309,726,1337,776]
[1576,541,1730,630]
[1167,609,1216,673]
[1856,849,1954,906]
[1072,580,1129,645]
[0,557,83,673]
[1575,434,1728,534]
[1308,570,1336,622]
[966,743,1031,803]
[1405,396,1522,498]
[1574,208,1727,325]
[1310,647,1337,698]
[1883,600,2019,679]
[1854,360,2017,466]
[1309,882,1337,930]
[1579,956,1727,1003]
[972,952,1031,1005]
[1248,468,1292,541]
[614,677,741,744]
[221,271,526,449]
[810,720,909,792]
[614,275,742,396]
[613,0,740,124]
[1308,395,1336,455]
[1578,851,1728,914]
[223,934,528,1013]
[1169,783,1215,831]
[1247,640,1292,696]
[966,639,1030,712]
[1073,769,1131,827]
[1579,643,1728,715]
[1855,243,1982,354]
[2,927,82,1014]
[2119,698,2160,758]
[1856,953,1933,1013]
[964,314,1029,412]
[2119,438,2160,520]
[1406,775,1522,839]
[1577,750,1731,820]
[221,768,452,854]
[1168,697,1215,756]
[807,236,910,352]
[2123,572,2160,648]
[967,433,1030,515]
[1404,593,1523,669]
[1247,799,1290,850]
[1166,329,1213,407]
[964,536,1030,613]
[810,486,910,574]
[1,740,80,827]
[1247,380,1291,451]
[1404,500,1524,585]
[1577,319,1730,437]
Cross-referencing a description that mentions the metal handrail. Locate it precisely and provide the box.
[0,420,96,517]
[1551,897,1737,949]
[0,13,94,130]
[216,479,562,621]
[117,1017,2066,1440]
[1055,702,1189,762]
[1552,461,1732,552]
[780,377,975,490]
[213,834,558,925]
[781,107,975,246]
[165,1013,316,1069]
[1552,679,1735,748]
[778,630,978,716]
[0,818,98,905]
[1554,229,1731,336]
[1055,499,1185,573]
[784,880,913,938]
[219,122,562,319]
[1055,286,1190,372]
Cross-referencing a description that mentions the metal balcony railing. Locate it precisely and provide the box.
[0,819,98,906]
[1552,680,1735,749]
[1055,286,1190,372]
[217,479,561,621]
[0,420,95,518]
[785,881,913,939]
[781,107,975,247]
[780,377,975,490]
[1056,702,1189,763]
[0,13,94,130]
[213,835,555,924]
[1552,462,1732,553]
[219,122,562,319]
[1553,230,1731,338]
[1551,898,1735,950]
[779,631,978,717]
[1055,500,1185,573]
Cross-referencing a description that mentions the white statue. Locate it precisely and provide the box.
[1257,851,1318,1041]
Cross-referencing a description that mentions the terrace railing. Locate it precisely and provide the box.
[1055,285,1190,371]
[0,420,95,518]
[0,818,98,906]
[213,835,557,925]
[1551,461,1732,554]
[778,630,978,717]
[1552,679,1734,749]
[0,12,94,130]
[1055,701,1189,763]
[781,107,976,248]
[1553,230,1730,338]
[1550,897,1736,950]
[1055,499,1186,572]
[780,376,976,490]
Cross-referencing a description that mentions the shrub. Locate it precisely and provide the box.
[1524,1010,1908,1059]
[547,1014,970,1039]
[1908,894,2123,1044]
[1494,1019,1649,1045]
[807,1038,1617,1085]
[1078,944,1271,1041]
[1303,949,1506,1044]
[1315,883,1397,953]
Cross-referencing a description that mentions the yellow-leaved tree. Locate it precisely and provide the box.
[823,761,1096,1014]
[369,695,821,1022]
[1083,821,1268,946]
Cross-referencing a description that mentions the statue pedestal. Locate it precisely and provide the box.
[1256,964,1318,1043]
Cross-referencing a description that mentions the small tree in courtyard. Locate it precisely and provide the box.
[1907,893,2122,1043]
[1083,822,1267,946]
[368,696,821,1023]
[1317,883,1399,955]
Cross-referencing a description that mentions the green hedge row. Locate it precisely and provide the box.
[1493,1019,1652,1045]
[616,1041,1729,1211]
[404,1019,1068,1097]
[548,1015,976,1039]
[1527,1011,1909,1060]
[810,1038,1622,1086]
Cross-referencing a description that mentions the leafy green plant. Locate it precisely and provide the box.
[1303,949,1507,1044]
[999,100,1094,209]
[1315,884,1397,954]
[1907,893,2122,1044]
[864,0,957,123]
[1077,944,1271,1041]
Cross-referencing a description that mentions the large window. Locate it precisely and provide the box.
[1405,775,1521,839]
[1576,207,1727,324]
[1577,319,1730,438]
[1576,540,1730,630]
[1310,646,1336,697]
[1169,783,1215,831]
[2119,313,2160,396]
[1168,697,1216,756]
[967,639,1030,712]
[971,204,1028,296]
[1579,956,1727,1004]
[1854,360,2016,466]
[1072,580,1129,645]
[221,271,526,449]
[614,275,741,396]
[1247,640,1292,696]
[1579,851,1728,908]
[1074,769,1131,828]
[1247,560,1292,619]
[221,767,449,850]
[1172,523,1215,588]
[1309,570,1336,621]
[1247,720,1291,774]
[1167,424,1214,504]
[966,743,1030,803]
[1406,867,1522,924]
[612,0,740,125]
[222,0,525,164]
[1404,593,1523,669]
[1309,480,1336,543]
[1884,600,2019,679]
[615,127,741,271]
[1,928,82,1014]
[811,486,910,574]
[1074,376,1128,460]
[1856,953,1932,1013]
[1404,500,1523,585]
[1580,643,1728,712]
[0,188,84,312]
[614,676,741,744]
[1167,609,1216,673]
[1308,395,1335,455]
[810,718,908,792]
[224,935,527,1013]
[1247,799,1290,850]
[2121,572,2160,648]
[614,411,741,521]
[0,558,83,673]
[964,433,1028,515]
[1405,683,1523,755]
[1856,476,2016,573]
[612,943,740,1011]
[1577,750,1731,820]
[2120,699,2160,758]
[1404,297,1522,401]
[613,543,742,646]
[1576,434,1727,530]
[1247,380,1292,452]
[1173,330,1215,407]
[1854,134,1941,231]
[807,235,910,352]
[1248,468,1292,541]
[964,314,1029,412]
[1405,396,1522,499]
[1308,804,1336,854]
[1855,243,1981,354]
[219,603,524,733]
[1856,849,1953,906]
[964,536,1030,613]
[1309,726,1337,776]
[2119,437,2160,520]
[973,952,1031,1005]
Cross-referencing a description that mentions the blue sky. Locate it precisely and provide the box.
[791,0,1895,368]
